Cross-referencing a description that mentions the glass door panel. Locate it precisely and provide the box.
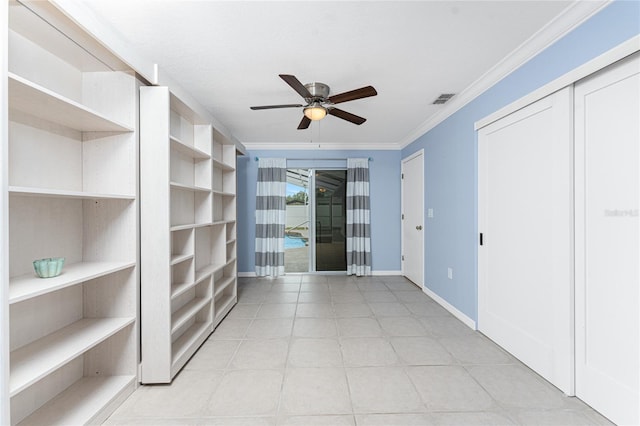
[285,169,309,273]
[315,170,347,271]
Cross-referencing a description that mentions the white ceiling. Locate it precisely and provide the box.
[78,1,599,150]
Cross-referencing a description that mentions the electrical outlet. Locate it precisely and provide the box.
[427,208,434,218]
[447,267,453,280]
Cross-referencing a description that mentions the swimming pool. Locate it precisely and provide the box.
[285,235,307,249]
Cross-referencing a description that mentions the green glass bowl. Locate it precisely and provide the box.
[33,257,65,278]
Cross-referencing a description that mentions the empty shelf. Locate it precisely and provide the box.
[9,73,133,132]
[171,297,212,335]
[17,375,135,426]
[10,317,135,397]
[10,261,136,304]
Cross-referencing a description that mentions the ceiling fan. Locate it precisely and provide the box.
[250,74,377,129]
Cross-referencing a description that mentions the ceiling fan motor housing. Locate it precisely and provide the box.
[304,82,330,101]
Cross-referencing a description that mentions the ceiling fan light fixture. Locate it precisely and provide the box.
[250,74,376,128]
[303,103,327,121]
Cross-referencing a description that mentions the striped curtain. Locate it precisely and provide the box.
[255,158,287,277]
[346,158,371,276]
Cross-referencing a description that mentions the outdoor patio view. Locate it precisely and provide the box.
[285,169,347,273]
[285,169,310,272]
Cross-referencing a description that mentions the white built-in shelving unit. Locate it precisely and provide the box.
[3,1,140,425]
[211,131,238,326]
[140,87,237,384]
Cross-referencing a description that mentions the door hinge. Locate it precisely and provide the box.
[402,255,405,261]
[402,213,404,220]
[401,173,404,179]
[479,233,484,246]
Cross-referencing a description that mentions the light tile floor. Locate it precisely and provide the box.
[105,275,614,426]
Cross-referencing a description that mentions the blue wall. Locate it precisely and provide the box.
[237,149,402,274]
[235,2,639,320]
[401,0,640,322]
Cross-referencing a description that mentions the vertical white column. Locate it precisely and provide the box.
[0,0,10,423]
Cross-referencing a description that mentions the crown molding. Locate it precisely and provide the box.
[397,0,610,149]
[242,141,402,151]
[476,34,639,131]
[53,0,610,154]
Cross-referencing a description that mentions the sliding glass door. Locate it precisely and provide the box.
[284,168,347,273]
[315,170,347,271]
[285,169,310,273]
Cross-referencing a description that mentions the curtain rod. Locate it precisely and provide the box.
[254,157,372,161]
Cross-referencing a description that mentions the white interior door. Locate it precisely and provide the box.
[402,150,424,287]
[478,87,574,394]
[574,53,639,426]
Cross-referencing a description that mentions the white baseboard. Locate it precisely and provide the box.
[422,285,477,330]
[372,270,403,276]
[238,272,257,278]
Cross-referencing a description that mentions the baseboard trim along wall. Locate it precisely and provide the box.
[238,272,257,278]
[422,285,477,330]
[371,270,403,276]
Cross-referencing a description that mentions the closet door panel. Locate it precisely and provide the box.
[574,52,639,426]
[478,87,574,394]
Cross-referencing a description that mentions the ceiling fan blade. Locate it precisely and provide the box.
[250,104,303,110]
[327,86,377,104]
[297,116,311,130]
[328,108,366,125]
[280,74,312,99]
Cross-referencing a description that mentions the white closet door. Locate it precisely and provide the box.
[402,150,424,287]
[574,52,639,426]
[478,87,574,394]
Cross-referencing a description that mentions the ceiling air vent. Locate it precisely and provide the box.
[432,93,455,105]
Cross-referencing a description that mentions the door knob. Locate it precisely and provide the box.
[416,225,423,230]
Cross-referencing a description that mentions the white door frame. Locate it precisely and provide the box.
[401,149,424,287]
[308,169,317,273]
